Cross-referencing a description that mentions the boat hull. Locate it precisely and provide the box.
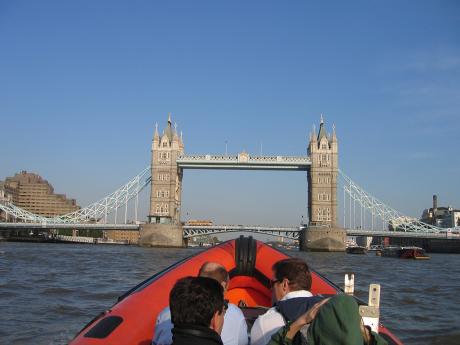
[382,246,430,259]
[71,238,402,345]
[346,246,368,254]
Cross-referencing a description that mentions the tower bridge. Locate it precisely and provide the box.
[142,113,343,251]
[1,114,458,251]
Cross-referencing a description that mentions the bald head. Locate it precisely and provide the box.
[198,262,229,285]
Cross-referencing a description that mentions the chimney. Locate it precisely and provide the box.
[432,195,438,225]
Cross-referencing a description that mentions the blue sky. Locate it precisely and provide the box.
[0,0,459,226]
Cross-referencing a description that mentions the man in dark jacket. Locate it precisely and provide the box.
[169,276,227,345]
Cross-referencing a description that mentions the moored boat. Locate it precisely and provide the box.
[381,245,401,258]
[400,246,430,260]
[70,236,403,345]
[346,245,368,254]
[381,246,430,259]
[369,244,383,252]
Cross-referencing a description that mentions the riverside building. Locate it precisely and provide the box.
[421,195,460,228]
[0,171,79,218]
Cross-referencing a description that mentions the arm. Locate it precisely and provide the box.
[152,307,173,345]
[287,298,329,339]
[361,326,388,345]
[250,316,267,345]
[237,311,249,345]
[370,331,388,345]
[268,298,330,345]
[266,325,294,345]
[251,313,284,345]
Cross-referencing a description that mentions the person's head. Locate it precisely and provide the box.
[198,262,230,292]
[170,276,226,334]
[271,258,312,302]
[307,295,370,345]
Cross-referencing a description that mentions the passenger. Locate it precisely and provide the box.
[268,294,388,345]
[168,276,227,345]
[250,258,323,345]
[153,262,248,345]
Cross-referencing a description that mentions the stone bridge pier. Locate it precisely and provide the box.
[299,226,346,252]
[139,223,184,247]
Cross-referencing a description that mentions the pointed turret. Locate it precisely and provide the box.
[154,122,159,140]
[163,113,173,142]
[173,122,179,141]
[311,124,317,142]
[152,122,160,149]
[172,122,179,149]
[317,114,328,142]
[331,123,337,142]
[308,124,317,156]
[330,123,338,153]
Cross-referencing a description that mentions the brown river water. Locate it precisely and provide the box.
[0,242,459,345]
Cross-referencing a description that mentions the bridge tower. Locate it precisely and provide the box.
[139,114,185,247]
[302,116,346,251]
[148,113,184,224]
[308,115,338,227]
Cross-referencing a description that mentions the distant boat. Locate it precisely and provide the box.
[95,238,129,245]
[346,246,368,254]
[368,244,383,252]
[381,246,430,260]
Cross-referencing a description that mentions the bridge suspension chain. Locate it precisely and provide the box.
[338,170,457,233]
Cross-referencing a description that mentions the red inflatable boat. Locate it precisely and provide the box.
[71,236,402,345]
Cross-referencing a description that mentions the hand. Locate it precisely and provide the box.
[285,298,330,340]
[360,322,372,345]
[295,298,330,326]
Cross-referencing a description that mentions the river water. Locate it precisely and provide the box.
[0,242,459,345]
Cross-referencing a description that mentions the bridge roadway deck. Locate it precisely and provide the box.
[182,225,301,239]
[176,154,311,170]
[182,225,458,240]
[1,223,457,240]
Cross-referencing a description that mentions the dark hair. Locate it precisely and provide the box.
[272,258,312,291]
[198,262,229,284]
[169,276,224,327]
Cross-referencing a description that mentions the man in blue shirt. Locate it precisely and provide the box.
[153,262,248,345]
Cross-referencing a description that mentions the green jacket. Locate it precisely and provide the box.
[267,295,388,345]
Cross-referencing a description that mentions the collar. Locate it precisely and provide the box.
[281,290,313,301]
[172,324,223,344]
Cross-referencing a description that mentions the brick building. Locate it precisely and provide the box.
[105,230,140,244]
[0,171,79,218]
